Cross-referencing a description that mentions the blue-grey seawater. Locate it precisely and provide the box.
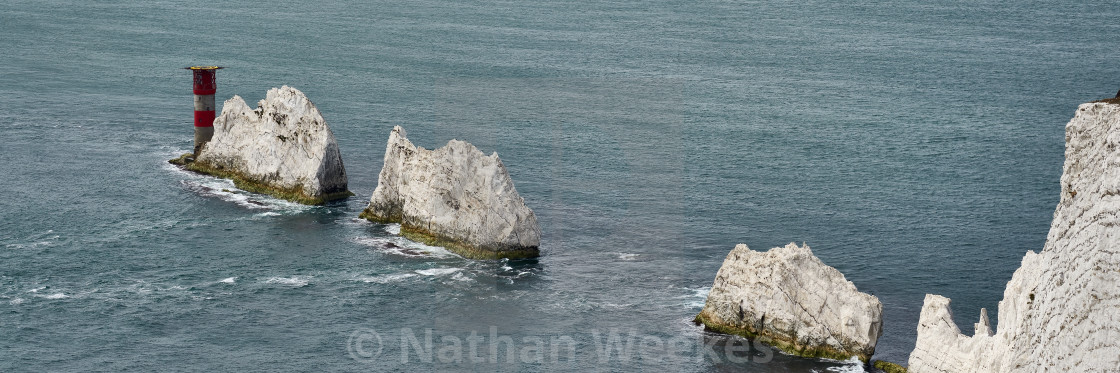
[3,1,1119,371]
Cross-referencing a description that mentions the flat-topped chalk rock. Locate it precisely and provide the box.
[696,243,883,362]
[175,86,351,205]
[361,126,540,259]
[907,101,1120,372]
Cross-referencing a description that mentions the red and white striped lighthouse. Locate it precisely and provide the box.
[185,66,223,155]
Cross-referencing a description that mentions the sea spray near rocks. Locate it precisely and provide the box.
[906,101,1120,372]
[361,126,540,259]
[695,243,883,362]
[172,86,351,205]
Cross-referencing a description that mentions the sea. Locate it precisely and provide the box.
[2,0,1118,371]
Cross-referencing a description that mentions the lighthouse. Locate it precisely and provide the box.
[186,66,223,155]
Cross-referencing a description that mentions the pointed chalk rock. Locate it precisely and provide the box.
[974,308,992,337]
[360,126,540,259]
[696,243,883,362]
[190,86,350,205]
[907,101,1120,372]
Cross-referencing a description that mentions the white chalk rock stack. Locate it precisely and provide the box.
[696,243,883,362]
[908,101,1120,372]
[361,126,540,259]
[191,86,350,205]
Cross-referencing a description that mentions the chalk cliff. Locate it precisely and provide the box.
[696,243,883,362]
[360,126,540,259]
[182,86,351,205]
[907,101,1120,372]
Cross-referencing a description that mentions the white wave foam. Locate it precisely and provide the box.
[158,147,192,162]
[166,161,310,213]
[264,276,310,287]
[9,298,24,305]
[219,277,237,284]
[683,286,711,308]
[126,281,154,295]
[617,252,640,260]
[357,273,417,284]
[415,268,461,276]
[27,286,46,293]
[353,236,458,258]
[809,357,866,373]
[42,293,68,300]
[6,240,57,250]
[5,230,62,249]
[340,217,374,226]
[384,223,401,235]
[451,272,471,282]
